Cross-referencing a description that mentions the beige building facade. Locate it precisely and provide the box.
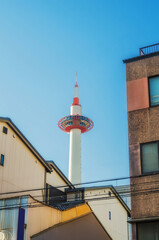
[0,118,72,202]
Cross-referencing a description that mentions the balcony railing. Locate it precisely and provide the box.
[140,43,159,55]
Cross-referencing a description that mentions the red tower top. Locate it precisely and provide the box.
[72,74,79,105]
[58,75,94,133]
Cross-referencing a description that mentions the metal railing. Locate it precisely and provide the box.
[140,43,159,55]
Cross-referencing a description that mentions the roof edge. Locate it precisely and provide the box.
[47,161,74,189]
[84,185,131,216]
[123,51,159,64]
[110,186,131,217]
[0,117,52,172]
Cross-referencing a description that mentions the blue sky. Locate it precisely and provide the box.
[0,0,159,185]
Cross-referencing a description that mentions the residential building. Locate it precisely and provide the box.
[0,117,113,240]
[66,185,131,240]
[0,195,112,240]
[0,117,73,202]
[124,43,159,240]
[31,205,112,240]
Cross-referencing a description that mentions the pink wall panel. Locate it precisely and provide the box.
[127,78,149,112]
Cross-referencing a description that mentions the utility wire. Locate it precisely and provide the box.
[0,172,159,197]
[1,184,159,211]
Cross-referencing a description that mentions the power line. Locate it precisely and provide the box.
[0,172,159,197]
[1,183,159,211]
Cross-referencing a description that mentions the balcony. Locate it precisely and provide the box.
[140,43,159,55]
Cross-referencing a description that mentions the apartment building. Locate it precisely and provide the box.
[124,43,159,240]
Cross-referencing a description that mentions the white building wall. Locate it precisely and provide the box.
[0,122,45,201]
[85,188,128,240]
[46,170,67,192]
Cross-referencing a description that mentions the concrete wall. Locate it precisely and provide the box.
[85,188,128,240]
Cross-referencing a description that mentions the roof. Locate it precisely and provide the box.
[52,200,84,211]
[0,117,73,188]
[47,161,74,189]
[123,51,159,64]
[31,212,112,240]
[84,185,131,217]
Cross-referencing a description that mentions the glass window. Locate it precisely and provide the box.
[138,221,159,240]
[0,155,4,166]
[109,211,111,220]
[141,142,159,173]
[2,127,8,134]
[0,198,19,240]
[0,197,28,240]
[149,76,159,106]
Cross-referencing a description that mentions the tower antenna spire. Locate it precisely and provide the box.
[76,72,77,85]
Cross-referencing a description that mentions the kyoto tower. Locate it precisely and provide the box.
[58,75,94,185]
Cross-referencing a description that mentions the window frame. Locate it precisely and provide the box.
[137,220,159,240]
[140,141,159,174]
[148,75,159,107]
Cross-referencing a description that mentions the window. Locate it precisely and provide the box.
[0,154,4,166]
[109,211,111,220]
[141,142,159,173]
[137,221,159,240]
[149,76,159,106]
[3,126,8,134]
[0,197,28,240]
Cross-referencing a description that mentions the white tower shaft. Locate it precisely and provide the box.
[69,128,81,184]
[58,80,94,186]
[68,83,82,185]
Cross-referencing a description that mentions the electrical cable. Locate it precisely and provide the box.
[1,183,159,211]
[0,172,159,197]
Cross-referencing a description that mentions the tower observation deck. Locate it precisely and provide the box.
[58,78,94,185]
